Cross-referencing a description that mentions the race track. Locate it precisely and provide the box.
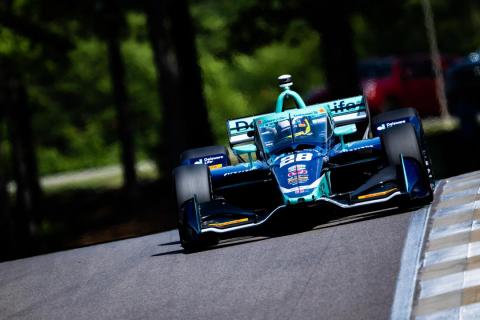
[0,206,421,320]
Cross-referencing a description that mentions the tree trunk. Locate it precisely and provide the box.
[307,2,360,99]
[107,37,137,194]
[0,102,15,261]
[104,0,137,194]
[145,0,213,177]
[168,0,213,148]
[0,61,40,255]
[0,173,14,261]
[145,0,184,174]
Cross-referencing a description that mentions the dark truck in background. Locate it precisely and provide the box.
[446,52,480,136]
[308,54,458,117]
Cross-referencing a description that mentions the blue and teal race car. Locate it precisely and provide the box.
[174,75,434,250]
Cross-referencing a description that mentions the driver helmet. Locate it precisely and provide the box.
[292,116,312,137]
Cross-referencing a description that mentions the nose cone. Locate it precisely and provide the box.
[271,149,325,204]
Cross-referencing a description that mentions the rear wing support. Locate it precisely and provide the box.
[319,95,371,139]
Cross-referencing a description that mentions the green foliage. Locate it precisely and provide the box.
[28,36,117,174]
[37,122,120,174]
[353,0,480,57]
[2,11,161,175]
[2,0,480,178]
[197,14,324,143]
[122,13,161,159]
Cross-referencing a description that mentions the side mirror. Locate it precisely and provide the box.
[334,124,357,149]
[232,144,257,167]
[334,124,357,137]
[232,144,257,155]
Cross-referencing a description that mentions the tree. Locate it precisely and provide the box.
[0,86,14,260]
[0,58,40,255]
[145,0,213,176]
[226,0,360,100]
[306,2,360,98]
[0,171,14,259]
[98,0,137,194]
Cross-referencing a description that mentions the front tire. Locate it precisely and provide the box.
[373,107,434,186]
[381,123,432,204]
[381,123,423,166]
[173,164,218,250]
[173,164,212,208]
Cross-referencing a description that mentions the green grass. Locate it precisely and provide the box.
[37,161,159,194]
[422,116,460,135]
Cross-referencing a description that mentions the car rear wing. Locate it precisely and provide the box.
[319,95,369,126]
[317,95,370,139]
[227,95,370,146]
[227,114,264,146]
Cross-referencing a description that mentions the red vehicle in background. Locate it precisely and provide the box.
[308,55,457,117]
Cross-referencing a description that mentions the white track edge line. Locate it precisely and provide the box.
[390,189,436,320]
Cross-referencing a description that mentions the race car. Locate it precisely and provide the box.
[174,74,434,250]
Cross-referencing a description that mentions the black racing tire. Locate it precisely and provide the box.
[173,164,211,208]
[373,107,434,188]
[381,123,433,204]
[173,164,218,250]
[178,225,219,252]
[381,123,423,166]
[178,224,198,251]
[180,145,230,165]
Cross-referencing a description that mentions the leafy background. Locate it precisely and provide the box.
[1,0,477,177]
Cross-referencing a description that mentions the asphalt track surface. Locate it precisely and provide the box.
[0,208,417,320]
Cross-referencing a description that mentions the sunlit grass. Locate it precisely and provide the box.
[422,116,460,134]
[43,161,158,193]
[7,161,158,195]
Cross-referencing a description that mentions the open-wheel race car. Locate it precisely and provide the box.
[173,75,434,250]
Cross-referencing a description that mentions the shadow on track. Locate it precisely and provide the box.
[152,204,420,257]
[152,236,269,257]
[158,240,180,246]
